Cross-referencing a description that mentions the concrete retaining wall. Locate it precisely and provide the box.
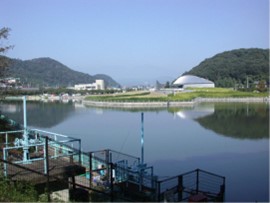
[82,100,195,108]
[193,97,269,103]
[83,97,269,108]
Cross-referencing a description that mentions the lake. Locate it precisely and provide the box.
[0,100,269,202]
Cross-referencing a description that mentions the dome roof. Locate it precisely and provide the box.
[173,75,214,85]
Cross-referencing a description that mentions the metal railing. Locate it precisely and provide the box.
[1,129,82,175]
[157,168,226,202]
[0,116,226,202]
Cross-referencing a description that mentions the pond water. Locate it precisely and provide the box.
[0,100,269,202]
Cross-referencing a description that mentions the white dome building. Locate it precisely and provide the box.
[173,75,215,88]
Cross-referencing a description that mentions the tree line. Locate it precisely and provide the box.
[183,48,269,89]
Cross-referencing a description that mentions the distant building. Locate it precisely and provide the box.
[172,75,215,88]
[74,79,105,91]
[155,80,165,90]
[0,77,21,88]
[95,79,105,90]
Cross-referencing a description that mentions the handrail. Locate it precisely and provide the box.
[109,149,141,160]
[30,129,78,140]
[158,169,197,182]
[158,168,225,183]
[0,130,24,135]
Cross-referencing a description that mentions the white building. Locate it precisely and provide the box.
[74,79,105,91]
[173,75,215,88]
[95,79,105,90]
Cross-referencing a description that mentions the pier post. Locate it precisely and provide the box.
[157,181,161,202]
[78,140,82,164]
[218,178,226,202]
[89,152,93,188]
[35,132,38,153]
[178,175,183,201]
[45,136,51,202]
[3,148,7,177]
[110,163,114,202]
[141,112,144,165]
[5,132,8,147]
[196,169,199,194]
[22,96,30,163]
[139,112,145,192]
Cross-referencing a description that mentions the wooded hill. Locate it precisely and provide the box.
[3,57,120,88]
[183,48,269,87]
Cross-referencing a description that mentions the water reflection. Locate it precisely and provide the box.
[0,101,75,128]
[194,103,269,139]
[175,103,215,119]
[171,102,269,139]
[1,100,268,202]
[0,101,269,139]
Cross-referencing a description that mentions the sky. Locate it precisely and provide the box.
[1,0,269,86]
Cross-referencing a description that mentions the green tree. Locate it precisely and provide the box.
[185,48,269,88]
[0,27,13,77]
[257,80,267,92]
[0,176,38,202]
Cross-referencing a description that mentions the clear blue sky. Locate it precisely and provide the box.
[1,0,269,86]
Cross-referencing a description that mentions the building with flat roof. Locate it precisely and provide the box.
[74,79,105,91]
[95,79,105,90]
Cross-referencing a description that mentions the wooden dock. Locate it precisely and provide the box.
[4,157,85,185]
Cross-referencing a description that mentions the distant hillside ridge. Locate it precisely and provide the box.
[183,48,269,87]
[3,56,120,88]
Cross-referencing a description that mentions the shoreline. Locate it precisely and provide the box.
[82,97,269,108]
[2,95,269,108]
[82,100,194,108]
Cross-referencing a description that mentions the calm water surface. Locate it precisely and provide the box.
[0,101,269,202]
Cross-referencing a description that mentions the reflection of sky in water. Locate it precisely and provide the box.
[175,105,215,119]
[38,104,268,165]
[48,104,268,201]
[1,101,269,202]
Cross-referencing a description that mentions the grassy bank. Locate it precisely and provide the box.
[85,88,269,102]
[170,88,269,101]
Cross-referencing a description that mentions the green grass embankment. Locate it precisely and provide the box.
[85,88,269,102]
[85,91,167,102]
[170,88,269,101]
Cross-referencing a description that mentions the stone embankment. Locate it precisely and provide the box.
[83,97,269,108]
[3,95,84,101]
[82,100,194,108]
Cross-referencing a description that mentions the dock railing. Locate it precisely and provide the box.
[30,128,82,163]
[63,148,226,202]
[1,129,82,176]
[157,168,226,202]
[0,115,225,202]
[0,130,226,202]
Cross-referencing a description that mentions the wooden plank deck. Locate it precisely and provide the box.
[5,157,86,185]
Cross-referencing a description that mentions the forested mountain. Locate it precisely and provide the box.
[3,57,120,87]
[183,48,269,87]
